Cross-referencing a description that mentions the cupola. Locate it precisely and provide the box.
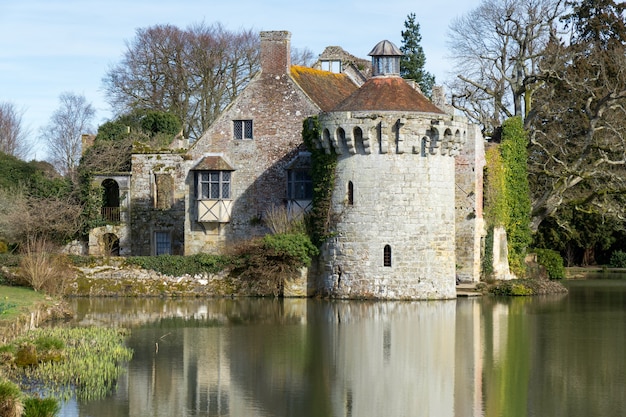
[368,40,402,77]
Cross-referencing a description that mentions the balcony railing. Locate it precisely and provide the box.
[101,206,121,222]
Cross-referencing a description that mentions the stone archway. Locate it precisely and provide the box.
[101,179,120,222]
[103,233,120,256]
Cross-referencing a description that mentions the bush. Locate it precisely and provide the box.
[125,253,228,277]
[262,233,319,267]
[19,239,73,295]
[609,250,626,268]
[489,281,534,296]
[535,248,565,280]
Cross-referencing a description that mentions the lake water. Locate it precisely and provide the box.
[57,279,626,417]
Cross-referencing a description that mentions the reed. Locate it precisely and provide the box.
[2,327,133,402]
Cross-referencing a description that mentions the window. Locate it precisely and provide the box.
[321,60,342,73]
[384,245,392,267]
[234,120,253,140]
[348,181,354,205]
[155,232,171,255]
[287,170,312,200]
[197,171,231,200]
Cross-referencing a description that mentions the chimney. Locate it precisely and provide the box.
[260,31,291,76]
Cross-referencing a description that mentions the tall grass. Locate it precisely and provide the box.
[0,379,23,417]
[3,327,133,402]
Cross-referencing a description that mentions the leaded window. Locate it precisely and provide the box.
[197,171,231,200]
[287,170,312,200]
[234,120,253,140]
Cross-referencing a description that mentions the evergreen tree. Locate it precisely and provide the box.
[400,13,435,97]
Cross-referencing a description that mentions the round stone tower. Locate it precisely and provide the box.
[315,40,467,300]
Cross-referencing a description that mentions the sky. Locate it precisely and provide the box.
[0,0,479,160]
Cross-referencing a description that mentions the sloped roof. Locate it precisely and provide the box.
[368,40,403,57]
[192,155,235,171]
[290,66,358,112]
[332,76,445,113]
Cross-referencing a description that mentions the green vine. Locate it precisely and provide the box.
[483,117,532,278]
[302,117,337,247]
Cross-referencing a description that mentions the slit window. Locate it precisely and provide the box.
[348,181,354,205]
[234,120,253,140]
[384,245,392,267]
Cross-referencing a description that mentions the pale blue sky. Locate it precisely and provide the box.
[0,0,479,159]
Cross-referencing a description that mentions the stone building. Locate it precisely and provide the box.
[88,30,485,298]
[313,40,482,299]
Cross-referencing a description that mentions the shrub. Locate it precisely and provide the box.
[262,233,319,267]
[124,253,228,277]
[489,281,534,296]
[18,238,73,295]
[535,248,565,280]
[609,250,626,268]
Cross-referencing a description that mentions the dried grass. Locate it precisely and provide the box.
[19,238,73,295]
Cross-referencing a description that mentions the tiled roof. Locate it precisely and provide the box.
[332,76,445,113]
[291,66,358,112]
[192,155,235,171]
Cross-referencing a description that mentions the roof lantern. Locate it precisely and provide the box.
[368,40,403,77]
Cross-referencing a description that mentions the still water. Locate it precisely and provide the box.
[58,279,626,417]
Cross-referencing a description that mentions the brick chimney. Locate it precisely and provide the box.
[260,31,291,76]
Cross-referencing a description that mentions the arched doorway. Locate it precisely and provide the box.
[103,233,120,256]
[101,179,120,222]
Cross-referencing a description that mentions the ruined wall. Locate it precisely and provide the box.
[130,152,189,255]
[455,122,486,282]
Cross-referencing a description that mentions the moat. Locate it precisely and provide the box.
[56,278,626,417]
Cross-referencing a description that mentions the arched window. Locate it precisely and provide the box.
[354,127,365,154]
[101,179,120,222]
[348,181,354,205]
[384,245,392,267]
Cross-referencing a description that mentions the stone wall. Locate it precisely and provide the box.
[130,153,189,255]
[184,31,320,255]
[455,122,486,282]
[316,111,464,299]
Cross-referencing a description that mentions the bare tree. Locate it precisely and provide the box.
[526,1,626,232]
[447,0,565,134]
[40,92,95,179]
[103,23,260,140]
[0,101,31,159]
[291,47,316,67]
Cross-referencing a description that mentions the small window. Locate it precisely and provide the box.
[348,181,354,205]
[155,232,171,255]
[383,245,392,267]
[287,170,313,200]
[197,171,231,199]
[234,120,253,140]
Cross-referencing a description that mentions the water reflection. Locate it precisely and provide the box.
[59,281,626,417]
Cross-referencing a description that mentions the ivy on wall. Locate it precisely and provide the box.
[483,116,532,278]
[500,117,532,276]
[302,117,337,247]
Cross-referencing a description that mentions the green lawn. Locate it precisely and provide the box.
[0,285,52,322]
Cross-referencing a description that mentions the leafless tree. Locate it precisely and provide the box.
[447,0,565,134]
[291,47,317,67]
[0,101,31,159]
[40,92,95,179]
[103,23,260,140]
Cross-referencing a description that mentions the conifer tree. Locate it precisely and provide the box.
[400,13,435,97]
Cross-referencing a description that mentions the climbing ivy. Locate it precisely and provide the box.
[302,117,337,247]
[501,117,532,276]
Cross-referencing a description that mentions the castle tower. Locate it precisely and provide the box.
[314,40,467,300]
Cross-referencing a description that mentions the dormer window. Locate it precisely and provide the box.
[234,120,253,140]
